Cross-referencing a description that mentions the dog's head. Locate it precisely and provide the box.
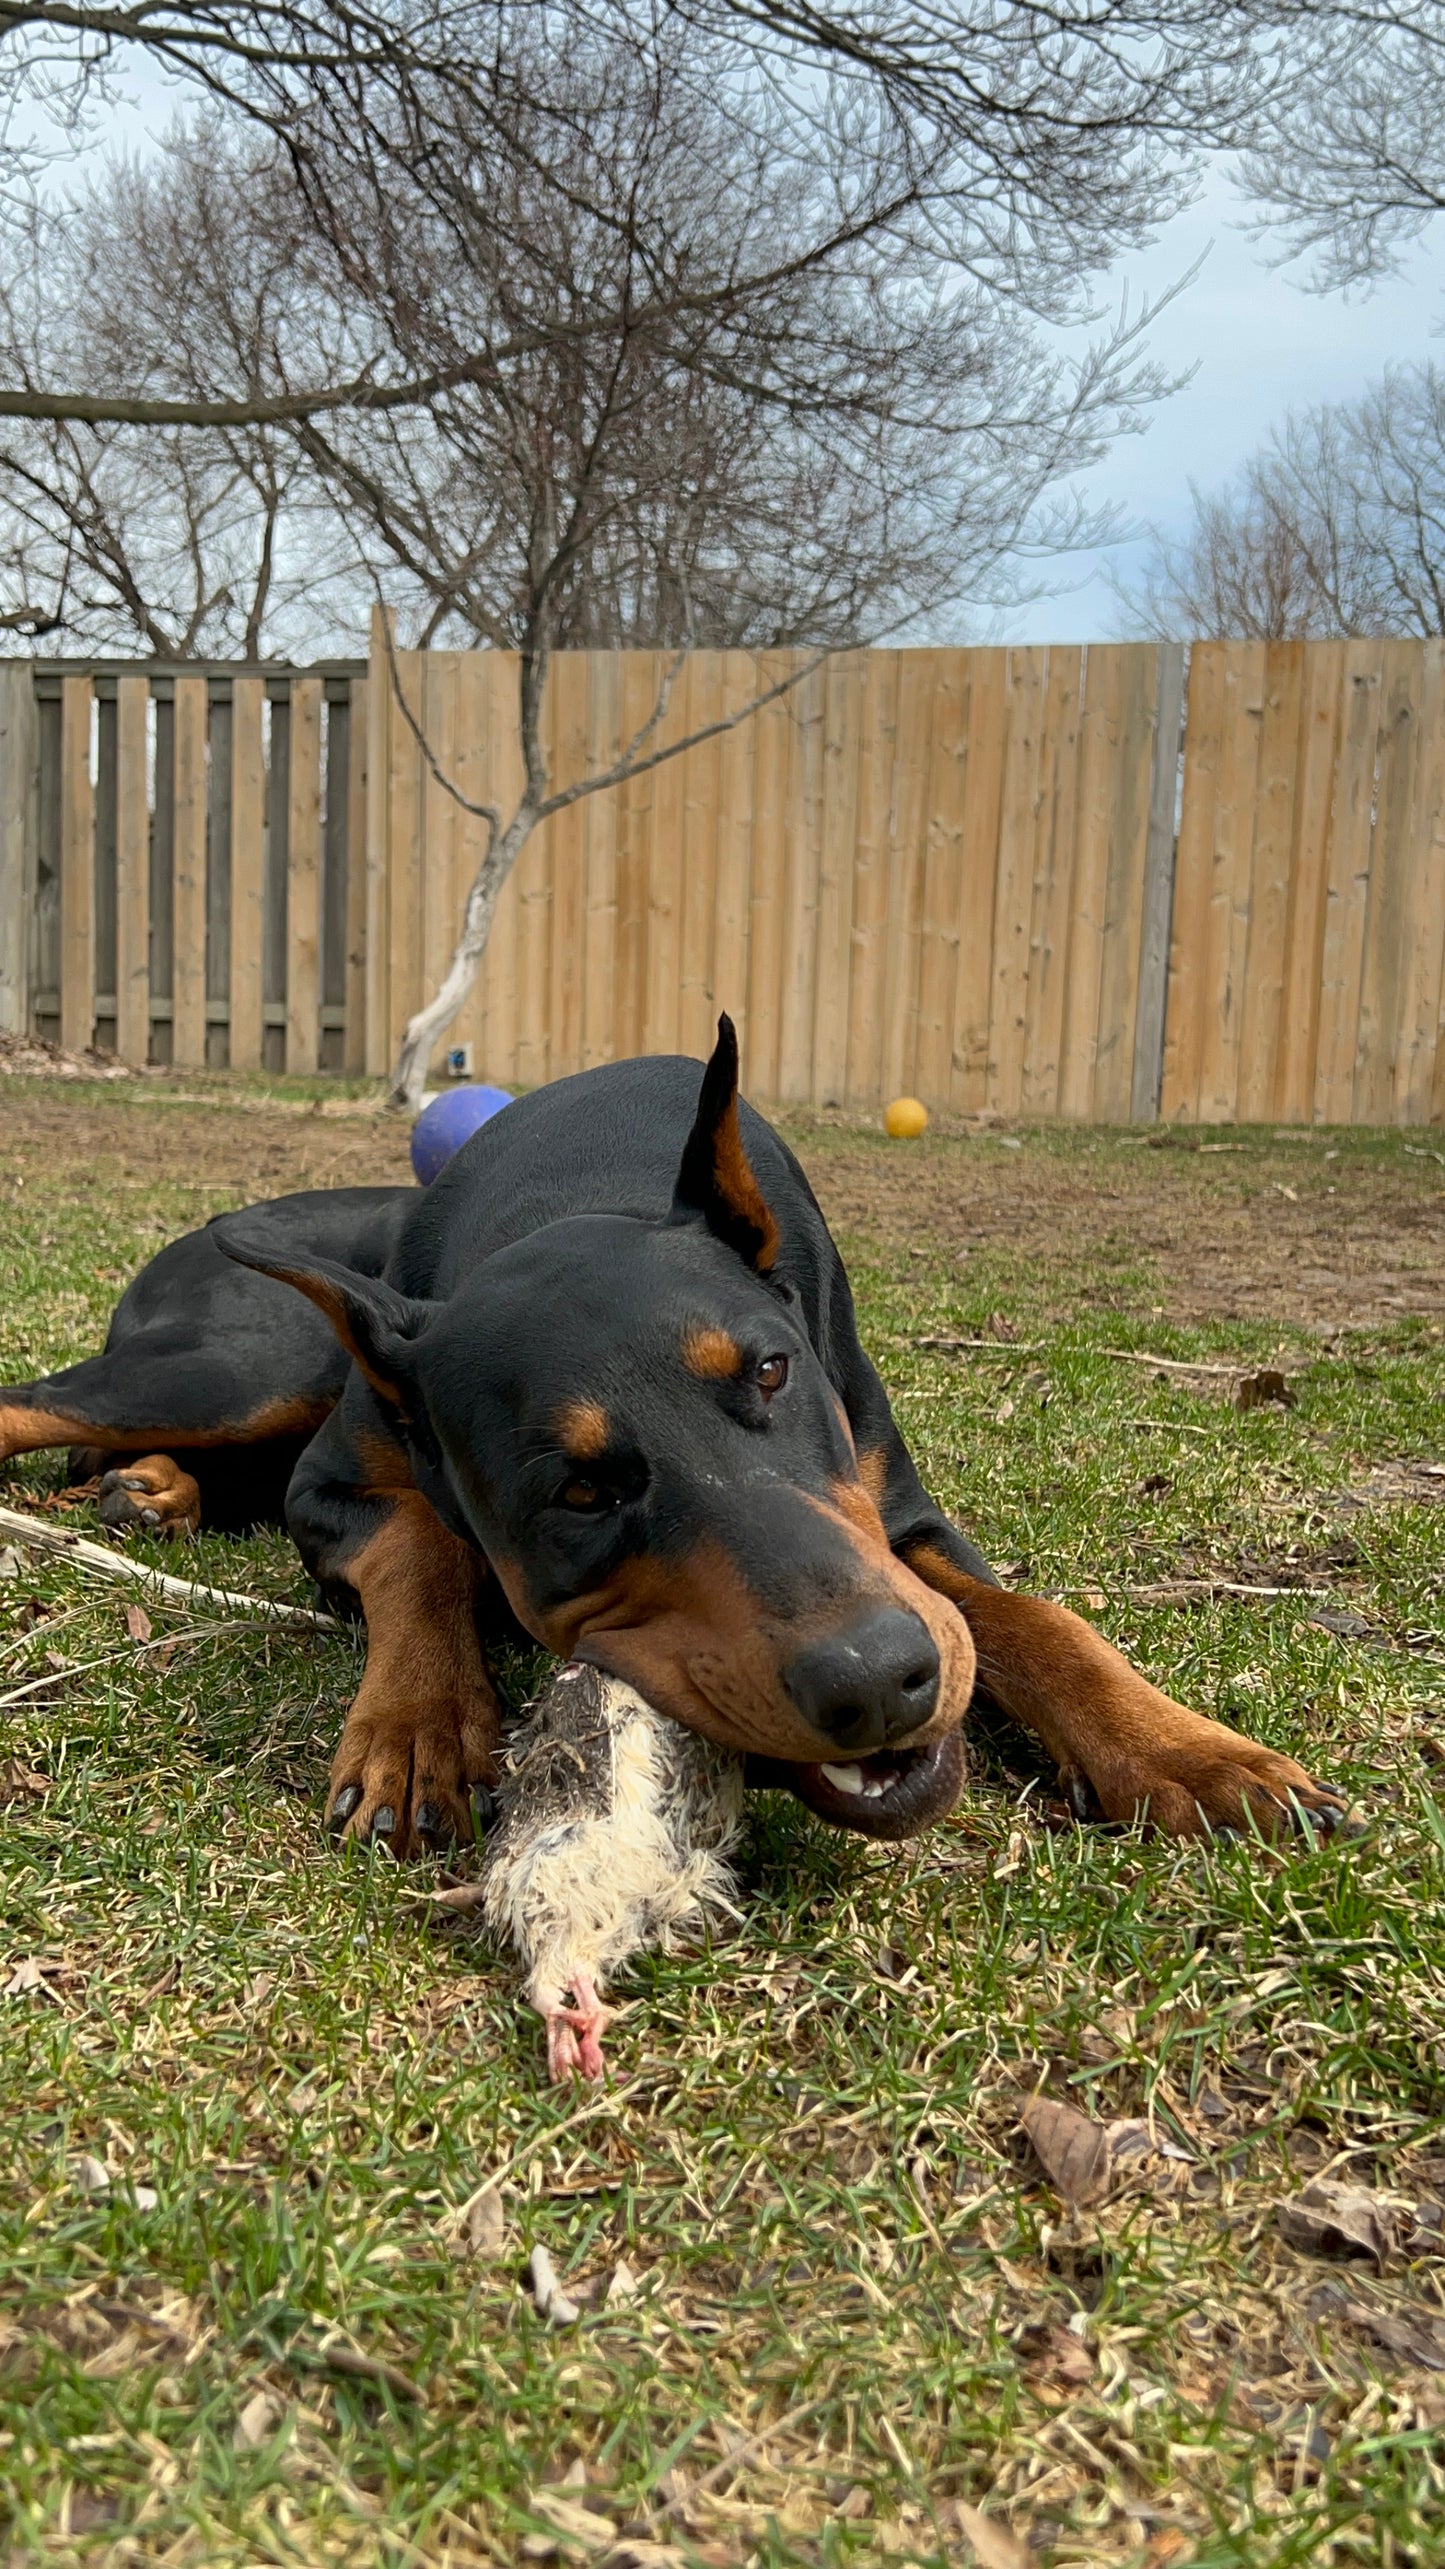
[218,1021,973,1838]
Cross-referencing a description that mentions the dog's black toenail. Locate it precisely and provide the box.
[414,1800,450,1842]
[471,1785,497,1834]
[370,1805,396,1839]
[140,1507,160,1525]
[1067,1774,1092,1820]
[328,1784,361,1832]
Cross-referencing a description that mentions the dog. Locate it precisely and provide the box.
[0,1019,1348,1855]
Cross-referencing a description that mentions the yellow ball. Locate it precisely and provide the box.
[884,1095,929,1139]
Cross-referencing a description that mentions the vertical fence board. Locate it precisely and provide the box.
[845,652,899,1105]
[343,677,368,1074]
[988,649,1043,1114]
[1092,648,1158,1123]
[950,650,1007,1112]
[229,678,265,1072]
[1060,646,1121,1118]
[610,653,656,1074]
[475,651,523,1084]
[1355,640,1422,1123]
[1130,641,1185,1122]
[1021,648,1082,1116]
[171,677,208,1067]
[878,652,933,1105]
[0,665,36,1036]
[59,676,93,1054]
[114,677,150,1066]
[813,653,862,1104]
[92,691,117,1048]
[1273,642,1343,1121]
[582,653,621,1071]
[205,687,232,1066]
[547,653,589,1079]
[777,662,824,1101]
[678,653,723,1067]
[285,675,323,1074]
[745,656,793,1103]
[1162,644,1223,1121]
[1196,641,1266,1121]
[915,654,969,1109]
[1394,639,1445,1122]
[1313,645,1382,1123]
[364,618,393,1079]
[712,654,756,1056]
[643,655,687,1061]
[1236,641,1306,1123]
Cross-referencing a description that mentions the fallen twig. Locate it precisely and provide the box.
[1072,1580,1339,1605]
[914,1336,1044,1356]
[294,2339,425,2404]
[0,1506,339,1631]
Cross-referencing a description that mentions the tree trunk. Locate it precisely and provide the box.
[388,800,537,1110]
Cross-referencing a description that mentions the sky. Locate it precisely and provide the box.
[1001,160,1445,643]
[20,55,1445,652]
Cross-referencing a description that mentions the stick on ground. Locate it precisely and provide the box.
[0,1505,340,1631]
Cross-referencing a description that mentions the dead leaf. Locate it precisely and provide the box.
[1341,2300,1445,2371]
[4,1955,58,1998]
[1234,1368,1297,1414]
[987,1312,1019,1341]
[1278,2178,1398,2268]
[1017,2320,1093,2386]
[836,2487,871,2520]
[453,2184,506,2261]
[951,2501,1031,2568]
[525,2488,617,2551]
[311,2341,424,2403]
[73,2154,111,2196]
[125,1602,152,1643]
[1019,2098,1112,2208]
[233,2389,282,2449]
[606,2258,639,2305]
[529,2243,582,2325]
[0,1758,50,1804]
[994,1397,1016,1424]
[0,1546,20,1579]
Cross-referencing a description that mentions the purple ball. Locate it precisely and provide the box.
[410,1082,513,1184]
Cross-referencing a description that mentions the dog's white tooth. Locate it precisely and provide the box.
[821,1763,866,1795]
[861,1778,888,1798]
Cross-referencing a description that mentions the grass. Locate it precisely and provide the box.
[0,1076,1443,2567]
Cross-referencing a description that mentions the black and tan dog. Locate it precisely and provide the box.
[0,1020,1348,1854]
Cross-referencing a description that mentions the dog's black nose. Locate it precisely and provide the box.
[783,1608,940,1753]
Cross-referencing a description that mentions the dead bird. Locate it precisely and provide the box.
[481,1660,745,2081]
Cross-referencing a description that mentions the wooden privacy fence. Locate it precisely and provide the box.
[0,660,366,1071]
[2,637,1443,1123]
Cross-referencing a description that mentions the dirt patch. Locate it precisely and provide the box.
[0,1031,131,1081]
[787,1122,1445,1332]
[0,1084,415,1206]
[0,1080,1442,1333]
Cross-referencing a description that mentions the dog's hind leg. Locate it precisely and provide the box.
[0,1345,331,1538]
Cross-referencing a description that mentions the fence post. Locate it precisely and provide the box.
[1130,642,1186,1122]
[0,662,36,1035]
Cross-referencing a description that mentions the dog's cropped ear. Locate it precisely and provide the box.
[212,1215,437,1408]
[670,1014,780,1274]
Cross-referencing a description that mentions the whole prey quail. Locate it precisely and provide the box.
[481,1661,746,2080]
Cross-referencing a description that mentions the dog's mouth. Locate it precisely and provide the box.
[748,1726,967,1841]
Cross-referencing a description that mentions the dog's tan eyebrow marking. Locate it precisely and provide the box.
[683,1326,744,1380]
[555,1398,610,1459]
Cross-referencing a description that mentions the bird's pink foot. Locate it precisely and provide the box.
[536,1968,614,2083]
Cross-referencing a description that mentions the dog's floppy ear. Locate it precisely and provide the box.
[212,1214,436,1408]
[670,1014,780,1274]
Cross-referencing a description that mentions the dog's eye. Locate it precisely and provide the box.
[757,1354,788,1400]
[560,1479,604,1512]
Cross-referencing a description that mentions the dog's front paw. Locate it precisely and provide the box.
[1081,1705,1355,1844]
[325,1692,500,1857]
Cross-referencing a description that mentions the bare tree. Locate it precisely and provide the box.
[1239,3,1445,294]
[0,126,362,649]
[1124,362,1445,639]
